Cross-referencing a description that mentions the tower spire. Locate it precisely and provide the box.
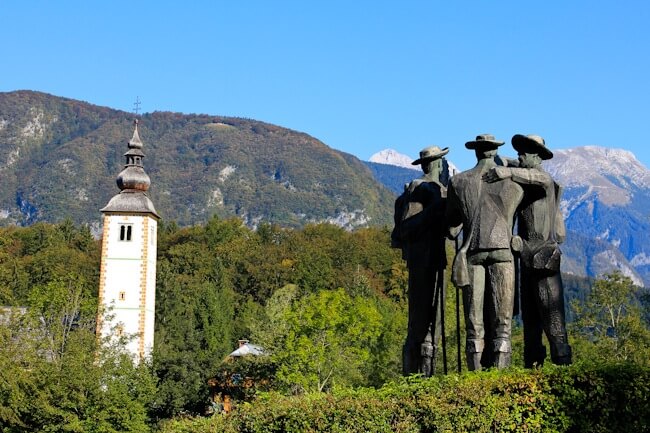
[116,120,150,192]
[101,120,158,216]
[129,119,143,149]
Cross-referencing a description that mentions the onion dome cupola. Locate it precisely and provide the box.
[117,120,150,191]
[100,120,159,218]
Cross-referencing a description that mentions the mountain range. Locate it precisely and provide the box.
[367,147,650,286]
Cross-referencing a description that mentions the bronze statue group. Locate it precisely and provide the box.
[392,134,572,375]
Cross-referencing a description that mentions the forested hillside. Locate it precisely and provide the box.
[0,91,395,229]
[2,220,649,432]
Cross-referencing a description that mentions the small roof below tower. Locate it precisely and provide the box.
[227,340,265,357]
[101,120,160,218]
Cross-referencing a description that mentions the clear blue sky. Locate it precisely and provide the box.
[2,1,648,170]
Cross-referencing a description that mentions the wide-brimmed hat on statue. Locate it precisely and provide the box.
[465,134,505,149]
[411,145,449,165]
[511,134,553,160]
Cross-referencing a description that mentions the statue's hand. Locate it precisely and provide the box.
[483,167,510,183]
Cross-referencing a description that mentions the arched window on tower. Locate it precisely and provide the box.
[119,224,133,241]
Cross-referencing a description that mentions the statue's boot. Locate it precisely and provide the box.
[402,343,421,375]
[420,342,435,377]
[493,351,512,369]
[466,352,482,371]
[524,345,546,368]
[491,339,511,369]
[550,342,572,366]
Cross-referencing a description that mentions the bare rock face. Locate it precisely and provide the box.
[545,146,650,208]
[544,146,650,286]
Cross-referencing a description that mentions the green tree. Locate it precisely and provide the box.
[250,284,299,353]
[0,222,99,306]
[153,234,236,418]
[365,295,406,386]
[572,271,650,364]
[0,273,156,432]
[27,277,96,362]
[273,288,382,392]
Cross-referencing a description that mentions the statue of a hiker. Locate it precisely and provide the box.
[446,134,523,370]
[392,146,449,376]
[484,134,572,367]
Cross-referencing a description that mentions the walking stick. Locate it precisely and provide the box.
[513,252,520,317]
[455,236,462,373]
[438,268,447,374]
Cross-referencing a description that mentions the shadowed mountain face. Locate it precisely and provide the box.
[363,161,419,195]
[0,91,395,230]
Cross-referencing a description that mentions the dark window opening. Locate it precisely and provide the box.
[119,224,133,241]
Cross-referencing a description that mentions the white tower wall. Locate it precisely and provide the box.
[98,213,157,361]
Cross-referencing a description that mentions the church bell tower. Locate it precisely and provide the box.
[97,120,159,362]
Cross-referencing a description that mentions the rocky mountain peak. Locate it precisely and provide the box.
[544,145,650,207]
[369,149,418,170]
[369,148,459,175]
[546,146,650,187]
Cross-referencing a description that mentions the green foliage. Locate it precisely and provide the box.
[0,222,99,306]
[0,334,157,432]
[0,277,156,433]
[365,296,407,386]
[144,217,408,415]
[249,284,299,352]
[4,219,650,431]
[159,363,650,433]
[27,277,97,362]
[571,271,650,365]
[273,288,383,392]
[153,227,236,418]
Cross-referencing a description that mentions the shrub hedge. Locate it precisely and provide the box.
[158,363,650,433]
